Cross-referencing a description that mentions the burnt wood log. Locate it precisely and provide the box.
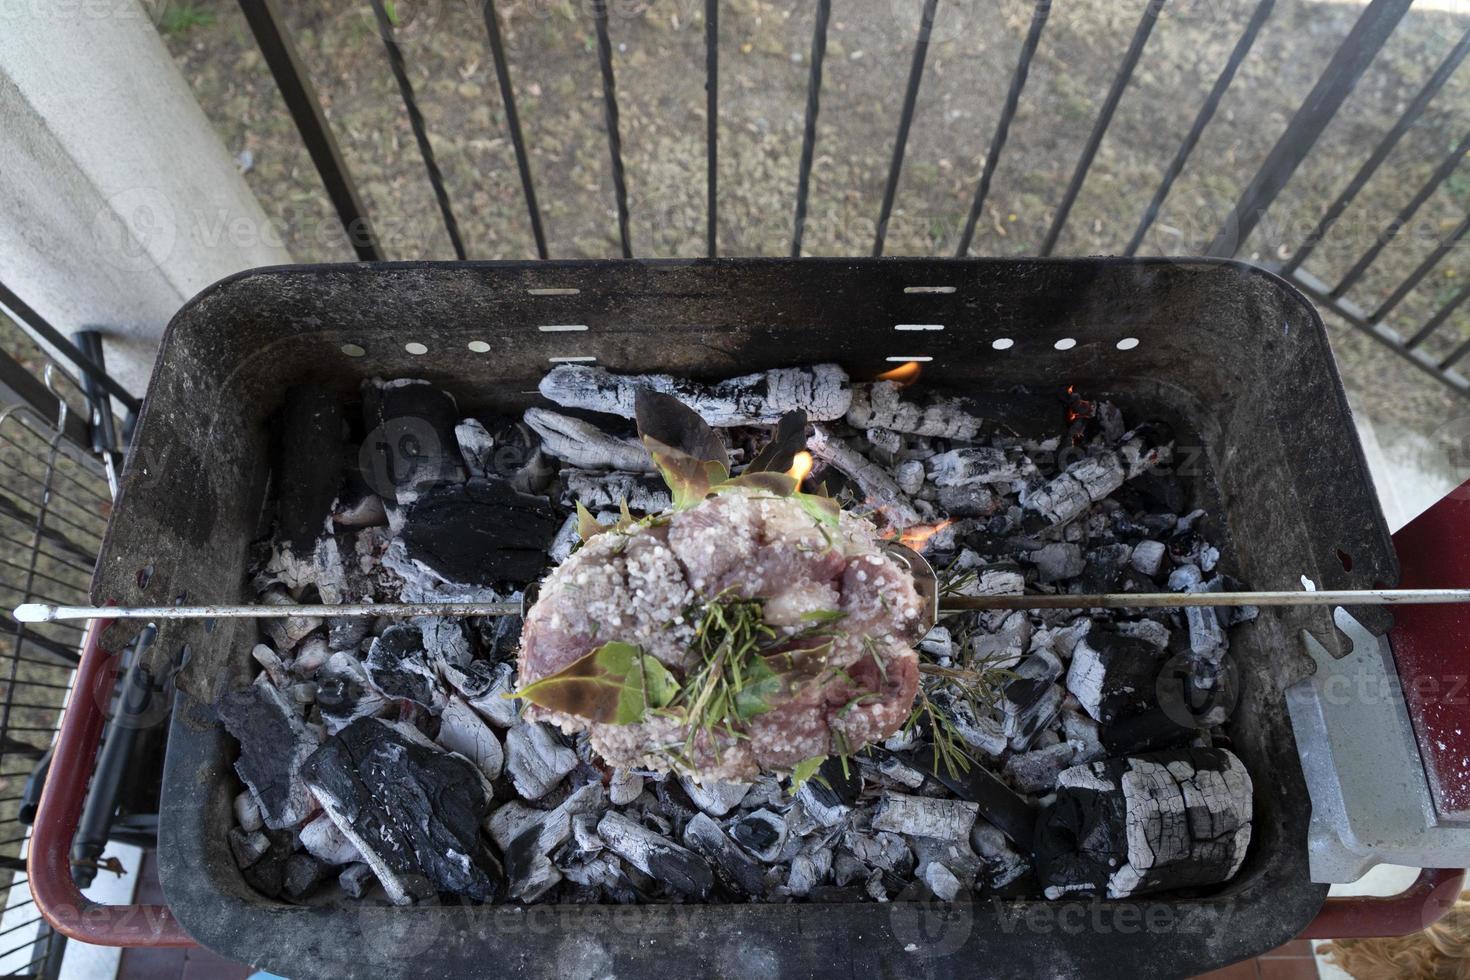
[540,363,850,425]
[561,469,671,513]
[275,385,345,553]
[1065,630,1169,725]
[399,478,558,586]
[523,408,653,472]
[216,680,321,830]
[806,426,920,527]
[1034,747,1252,899]
[1021,436,1172,526]
[846,381,988,440]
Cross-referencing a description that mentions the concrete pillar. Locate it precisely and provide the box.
[0,5,292,397]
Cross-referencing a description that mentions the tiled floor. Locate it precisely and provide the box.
[1196,940,1322,980]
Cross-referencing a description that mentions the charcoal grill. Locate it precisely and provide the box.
[35,257,1411,977]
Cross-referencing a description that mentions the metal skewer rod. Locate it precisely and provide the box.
[14,588,1470,624]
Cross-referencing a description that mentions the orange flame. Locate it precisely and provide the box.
[897,519,955,552]
[875,361,923,387]
[786,450,814,485]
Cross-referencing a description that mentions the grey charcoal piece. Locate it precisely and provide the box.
[540,362,851,425]
[729,809,788,863]
[679,777,751,817]
[870,752,927,790]
[327,617,371,654]
[1066,631,1169,725]
[466,661,520,729]
[797,778,853,828]
[895,459,926,496]
[1003,740,1080,795]
[415,616,474,671]
[918,626,953,660]
[233,790,262,833]
[609,768,645,806]
[1061,708,1106,764]
[300,717,500,906]
[923,861,961,901]
[292,635,332,676]
[259,586,322,652]
[1035,747,1252,900]
[786,854,823,897]
[1115,618,1170,651]
[683,812,766,896]
[338,862,376,900]
[228,827,271,869]
[971,610,1032,670]
[454,419,496,479]
[937,483,997,517]
[871,792,978,843]
[596,811,714,898]
[436,695,504,781]
[1006,683,1065,751]
[363,624,446,712]
[216,680,321,830]
[1131,539,1167,577]
[300,814,362,866]
[315,650,389,735]
[925,447,1026,487]
[845,381,987,441]
[283,853,329,900]
[1031,542,1085,584]
[505,722,578,800]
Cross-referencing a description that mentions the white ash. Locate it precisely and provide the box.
[846,381,988,440]
[505,722,579,800]
[872,792,978,843]
[523,408,653,472]
[609,768,644,806]
[540,363,851,425]
[561,469,671,513]
[926,447,1031,487]
[436,695,504,781]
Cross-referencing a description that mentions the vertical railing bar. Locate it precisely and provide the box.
[1204,0,1412,258]
[480,0,548,259]
[1124,0,1273,257]
[956,0,1050,257]
[1406,281,1470,350]
[791,0,831,257]
[1283,27,1470,275]
[872,0,940,258]
[592,0,633,259]
[238,0,384,262]
[368,0,466,259]
[1331,130,1470,299]
[1366,211,1470,324]
[1040,0,1163,258]
[706,0,719,258]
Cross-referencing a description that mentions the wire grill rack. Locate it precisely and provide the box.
[0,389,110,978]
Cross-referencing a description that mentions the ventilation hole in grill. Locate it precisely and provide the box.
[467,341,491,353]
[885,355,934,362]
[527,287,580,296]
[1117,337,1140,350]
[136,565,153,589]
[404,342,428,355]
[1054,338,1077,351]
[538,324,590,332]
[894,323,944,331]
[549,355,597,363]
[903,285,956,294]
[340,343,366,357]
[1301,574,1317,591]
[992,338,1014,350]
[1336,549,1354,572]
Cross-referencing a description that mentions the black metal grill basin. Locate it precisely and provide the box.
[94,258,1395,979]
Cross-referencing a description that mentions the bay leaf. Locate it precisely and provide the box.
[519,641,679,724]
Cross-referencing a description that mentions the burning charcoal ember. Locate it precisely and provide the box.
[540,363,851,425]
[1030,543,1084,584]
[922,861,961,901]
[259,586,322,652]
[563,470,672,513]
[937,484,997,517]
[597,811,714,898]
[904,750,1036,848]
[678,778,750,817]
[845,382,986,440]
[871,792,977,843]
[970,821,1029,890]
[999,650,1064,741]
[1021,455,1121,526]
[1080,542,1134,592]
[363,625,446,713]
[229,827,271,868]
[234,790,263,833]
[805,426,921,528]
[1130,539,1166,577]
[454,419,496,479]
[274,385,345,554]
[895,459,925,497]
[1003,740,1080,794]
[926,447,1029,487]
[301,813,362,866]
[217,681,320,830]
[339,862,376,899]
[505,722,579,800]
[1065,631,1167,725]
[300,717,501,905]
[399,479,557,587]
[865,427,903,455]
[1034,747,1252,900]
[609,768,644,806]
[436,695,505,781]
[524,408,654,472]
[284,853,329,900]
[730,809,788,863]
[316,651,389,734]
[842,830,914,875]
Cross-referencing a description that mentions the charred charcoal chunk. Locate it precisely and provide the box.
[1003,741,1079,795]
[240,829,295,898]
[300,717,501,905]
[316,651,389,734]
[678,778,751,817]
[283,853,329,901]
[899,748,1036,849]
[361,378,462,510]
[399,478,558,586]
[1065,631,1168,726]
[504,722,578,800]
[1030,543,1083,583]
[339,862,377,899]
[435,695,504,781]
[1034,747,1252,900]
[216,681,320,830]
[729,809,788,863]
[363,625,444,712]
[229,827,270,869]
[871,792,977,843]
[275,385,345,553]
[597,811,714,898]
[682,812,766,896]
[1099,709,1197,756]
[797,757,863,827]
